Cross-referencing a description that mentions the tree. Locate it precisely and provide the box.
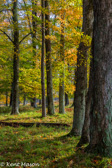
[65,93,69,106]
[41,0,46,117]
[86,0,112,157]
[11,0,19,114]
[0,0,31,114]
[77,0,93,145]
[11,0,31,114]
[30,0,37,109]
[70,0,92,136]
[59,7,65,114]
[45,0,54,115]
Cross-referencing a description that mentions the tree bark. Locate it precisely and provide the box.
[6,91,8,106]
[77,54,94,146]
[65,93,69,106]
[77,0,93,145]
[41,0,46,117]
[45,0,54,115]
[59,10,65,114]
[31,0,37,109]
[86,0,112,157]
[11,0,19,115]
[70,0,93,136]
[70,42,87,136]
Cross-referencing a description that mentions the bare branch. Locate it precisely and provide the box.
[19,32,31,44]
[0,29,13,43]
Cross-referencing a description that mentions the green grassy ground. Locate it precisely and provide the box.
[0,105,112,168]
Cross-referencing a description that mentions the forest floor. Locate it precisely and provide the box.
[0,104,112,168]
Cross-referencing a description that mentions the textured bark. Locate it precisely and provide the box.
[86,0,112,157]
[70,43,87,136]
[41,0,46,117]
[11,0,19,115]
[78,56,94,146]
[65,93,69,106]
[70,0,93,136]
[59,11,65,114]
[77,0,93,145]
[45,0,54,115]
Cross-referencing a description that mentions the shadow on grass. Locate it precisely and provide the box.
[0,125,110,168]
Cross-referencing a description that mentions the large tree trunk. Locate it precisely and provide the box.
[86,0,112,157]
[41,0,46,117]
[70,0,93,136]
[45,0,54,115]
[70,42,87,136]
[59,10,65,114]
[11,0,19,115]
[77,54,94,146]
[77,0,93,145]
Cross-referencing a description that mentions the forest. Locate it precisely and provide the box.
[0,0,112,167]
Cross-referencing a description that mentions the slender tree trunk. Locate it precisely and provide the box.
[59,10,65,114]
[86,0,112,157]
[77,0,93,145]
[65,93,69,106]
[6,91,8,106]
[70,0,93,136]
[41,0,46,117]
[11,0,19,115]
[31,0,37,108]
[45,0,54,115]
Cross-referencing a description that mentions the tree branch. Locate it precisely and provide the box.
[19,32,32,44]
[0,29,13,43]
[0,8,11,13]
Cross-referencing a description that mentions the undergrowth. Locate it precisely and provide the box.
[0,105,112,168]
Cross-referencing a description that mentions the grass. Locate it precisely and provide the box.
[0,104,112,168]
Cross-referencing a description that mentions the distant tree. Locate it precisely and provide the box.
[41,0,46,117]
[30,0,37,109]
